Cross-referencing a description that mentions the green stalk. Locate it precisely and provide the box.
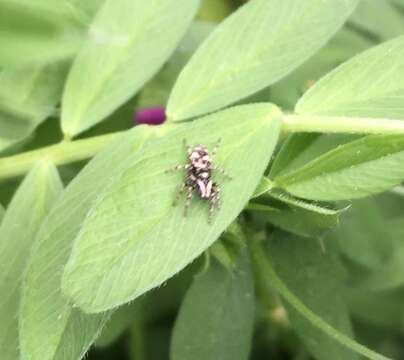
[0,132,122,181]
[2,113,404,182]
[283,114,404,135]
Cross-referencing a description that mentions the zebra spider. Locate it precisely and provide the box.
[166,139,231,223]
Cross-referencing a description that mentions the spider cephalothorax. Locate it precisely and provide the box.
[166,139,231,223]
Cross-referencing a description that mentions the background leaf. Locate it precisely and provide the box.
[275,135,404,201]
[61,104,281,313]
[61,0,200,137]
[0,63,67,153]
[0,0,83,67]
[270,27,371,110]
[296,35,404,119]
[171,248,254,360]
[19,127,152,360]
[0,203,3,222]
[167,0,358,121]
[349,0,404,41]
[0,162,62,360]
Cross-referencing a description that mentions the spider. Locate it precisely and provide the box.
[166,139,231,223]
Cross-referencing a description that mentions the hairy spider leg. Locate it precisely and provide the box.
[184,186,193,216]
[173,183,186,206]
[211,138,222,158]
[211,165,232,179]
[165,164,190,173]
[208,185,221,223]
[183,139,193,155]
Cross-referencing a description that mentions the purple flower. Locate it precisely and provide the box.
[135,106,166,125]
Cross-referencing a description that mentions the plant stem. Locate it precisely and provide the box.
[283,114,404,135]
[2,113,404,182]
[0,131,123,181]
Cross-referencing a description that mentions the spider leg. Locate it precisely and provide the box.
[211,138,222,158]
[183,139,193,155]
[165,164,189,173]
[212,165,232,180]
[208,187,221,223]
[173,183,186,206]
[184,186,193,217]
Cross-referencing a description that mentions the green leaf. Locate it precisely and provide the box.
[250,237,391,360]
[19,127,152,360]
[0,162,63,360]
[61,103,281,313]
[0,63,67,153]
[137,21,214,109]
[269,133,357,178]
[358,218,404,291]
[252,181,345,237]
[0,203,4,222]
[275,134,404,201]
[0,0,83,67]
[346,287,404,330]
[61,0,200,137]
[167,0,358,121]
[170,249,255,360]
[296,35,404,119]
[328,198,395,270]
[349,0,404,41]
[270,27,371,110]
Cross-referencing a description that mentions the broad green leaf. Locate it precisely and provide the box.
[96,302,140,348]
[358,218,404,291]
[346,287,404,330]
[19,127,152,360]
[269,133,357,178]
[0,63,67,153]
[61,0,200,137]
[0,203,4,222]
[171,249,254,360]
[275,134,404,201]
[66,0,105,21]
[61,104,281,313]
[270,27,371,110]
[167,0,358,121]
[253,181,344,237]
[137,21,214,109]
[250,237,390,360]
[0,0,83,67]
[296,35,404,119]
[0,162,62,360]
[349,0,404,40]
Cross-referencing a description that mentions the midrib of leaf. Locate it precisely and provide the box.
[275,135,404,185]
[68,0,160,130]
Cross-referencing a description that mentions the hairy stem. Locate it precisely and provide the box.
[283,114,404,135]
[2,113,404,182]
[0,132,123,181]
